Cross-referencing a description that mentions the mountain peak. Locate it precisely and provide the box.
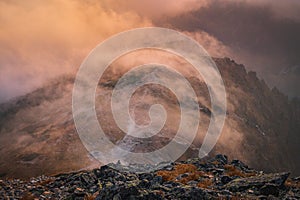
[0,57,299,179]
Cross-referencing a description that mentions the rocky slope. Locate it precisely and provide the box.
[0,155,299,199]
[0,57,299,179]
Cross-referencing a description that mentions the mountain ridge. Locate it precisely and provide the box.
[0,57,299,179]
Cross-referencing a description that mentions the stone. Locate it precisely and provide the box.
[151,176,163,185]
[225,172,290,192]
[221,175,233,184]
[231,159,248,170]
[0,156,299,199]
[259,184,280,196]
[215,154,228,164]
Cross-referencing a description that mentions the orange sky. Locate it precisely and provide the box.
[0,0,151,102]
[0,0,225,102]
[1,0,300,101]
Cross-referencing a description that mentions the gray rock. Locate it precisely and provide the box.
[225,172,289,192]
[259,184,280,196]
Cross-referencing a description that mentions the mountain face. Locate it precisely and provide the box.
[0,57,299,179]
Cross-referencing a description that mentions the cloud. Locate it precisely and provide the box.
[0,0,233,102]
[243,0,300,21]
[101,0,209,19]
[183,31,232,58]
[152,0,300,97]
[1,0,300,101]
[0,0,151,102]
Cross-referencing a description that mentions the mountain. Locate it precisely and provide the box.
[0,57,299,179]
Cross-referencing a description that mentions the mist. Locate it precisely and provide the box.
[152,0,300,97]
[0,0,150,102]
[1,0,300,102]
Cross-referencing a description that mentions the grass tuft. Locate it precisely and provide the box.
[156,163,213,188]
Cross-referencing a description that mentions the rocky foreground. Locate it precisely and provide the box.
[0,155,299,200]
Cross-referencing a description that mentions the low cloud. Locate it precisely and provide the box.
[101,0,209,19]
[153,0,300,97]
[1,0,300,101]
[0,0,151,102]
[183,31,232,58]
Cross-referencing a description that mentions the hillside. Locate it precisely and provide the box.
[0,57,299,179]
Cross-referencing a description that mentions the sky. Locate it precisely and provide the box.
[0,0,300,102]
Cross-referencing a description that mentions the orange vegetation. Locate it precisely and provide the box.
[20,192,35,200]
[197,179,213,188]
[84,194,96,200]
[285,178,300,188]
[224,165,256,178]
[156,164,213,188]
